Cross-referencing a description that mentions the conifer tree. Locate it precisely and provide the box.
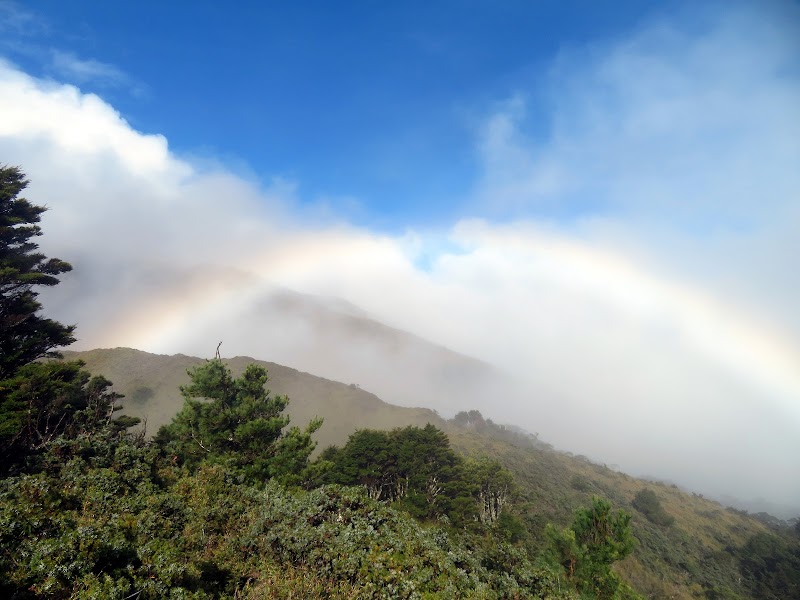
[0,165,74,379]
[156,359,322,484]
[546,497,636,599]
[0,166,133,475]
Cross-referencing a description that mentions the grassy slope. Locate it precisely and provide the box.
[448,430,771,599]
[64,347,445,451]
[67,347,774,599]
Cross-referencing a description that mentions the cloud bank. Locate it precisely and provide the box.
[1,2,798,510]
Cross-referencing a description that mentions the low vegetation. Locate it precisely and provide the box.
[632,488,675,527]
[0,357,618,599]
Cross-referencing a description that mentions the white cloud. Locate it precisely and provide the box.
[0,60,175,179]
[1,2,798,510]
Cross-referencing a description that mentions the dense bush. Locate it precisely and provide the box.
[632,488,675,527]
[0,428,577,599]
[246,481,577,599]
[738,531,800,599]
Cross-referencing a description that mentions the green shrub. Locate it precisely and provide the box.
[570,474,592,492]
[632,489,675,527]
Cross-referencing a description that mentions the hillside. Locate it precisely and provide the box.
[448,429,789,599]
[65,347,798,599]
[64,347,445,451]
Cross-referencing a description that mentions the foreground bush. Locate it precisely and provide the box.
[0,428,576,599]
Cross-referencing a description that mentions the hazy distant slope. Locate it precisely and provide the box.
[65,347,445,449]
[128,286,522,420]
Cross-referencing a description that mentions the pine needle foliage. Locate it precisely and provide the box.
[156,359,322,485]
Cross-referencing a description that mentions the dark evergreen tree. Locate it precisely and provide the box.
[0,165,75,379]
[393,424,463,516]
[322,428,395,500]
[0,166,102,474]
[319,424,516,527]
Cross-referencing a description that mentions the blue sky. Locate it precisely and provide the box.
[1,0,800,507]
[2,0,696,226]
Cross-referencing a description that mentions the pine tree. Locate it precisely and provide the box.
[546,497,637,599]
[0,165,74,379]
[0,166,134,475]
[156,359,322,484]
